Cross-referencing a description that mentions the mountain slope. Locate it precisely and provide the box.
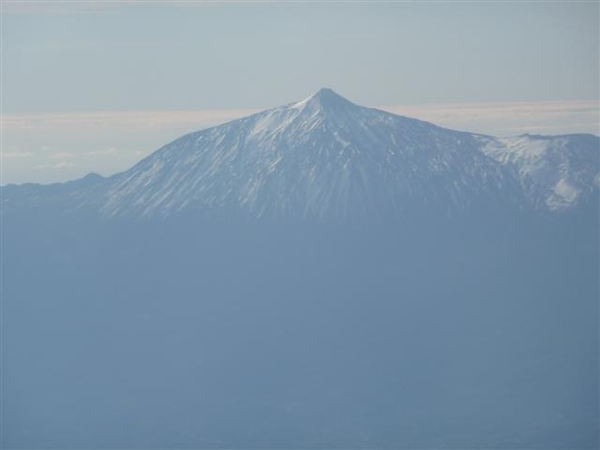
[101,88,521,218]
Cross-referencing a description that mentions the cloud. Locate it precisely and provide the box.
[380,100,599,137]
[1,151,32,159]
[49,152,76,160]
[2,101,597,138]
[1,109,258,133]
[33,162,75,170]
[3,100,598,186]
[84,147,118,156]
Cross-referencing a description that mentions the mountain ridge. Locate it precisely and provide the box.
[3,89,599,219]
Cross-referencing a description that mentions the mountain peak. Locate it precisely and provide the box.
[295,88,355,111]
[311,87,345,102]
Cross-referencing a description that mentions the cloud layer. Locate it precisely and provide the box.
[2,100,598,185]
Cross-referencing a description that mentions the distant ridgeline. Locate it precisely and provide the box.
[3,88,599,221]
[3,89,598,449]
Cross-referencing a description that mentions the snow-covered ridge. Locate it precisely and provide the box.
[478,133,599,211]
[3,89,599,218]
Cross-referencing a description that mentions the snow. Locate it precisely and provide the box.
[547,179,580,209]
[4,89,599,218]
[480,134,599,210]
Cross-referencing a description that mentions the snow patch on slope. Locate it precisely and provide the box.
[479,134,599,211]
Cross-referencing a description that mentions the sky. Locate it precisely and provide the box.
[2,0,599,184]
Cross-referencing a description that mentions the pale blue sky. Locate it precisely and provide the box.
[2,1,599,183]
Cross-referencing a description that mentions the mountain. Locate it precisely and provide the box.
[3,89,599,448]
[100,88,521,219]
[3,88,598,219]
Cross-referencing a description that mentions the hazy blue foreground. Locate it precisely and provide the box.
[3,204,598,448]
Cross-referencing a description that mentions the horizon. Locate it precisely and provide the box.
[2,1,599,184]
